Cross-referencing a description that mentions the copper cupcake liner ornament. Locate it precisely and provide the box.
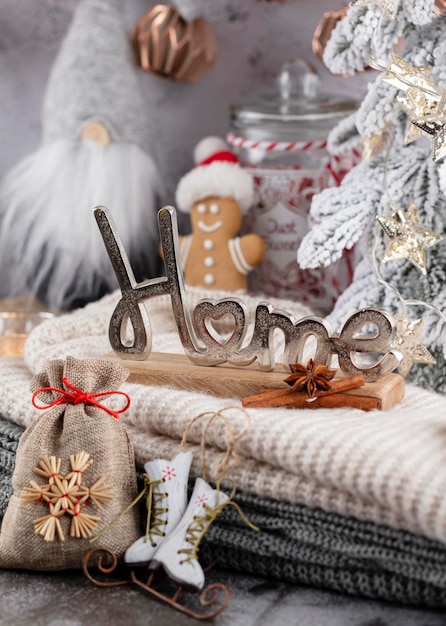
[312,7,348,64]
[435,0,446,14]
[132,5,218,83]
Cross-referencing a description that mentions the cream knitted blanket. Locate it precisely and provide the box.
[2,288,446,546]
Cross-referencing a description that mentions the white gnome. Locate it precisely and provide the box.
[175,137,265,292]
[0,0,162,309]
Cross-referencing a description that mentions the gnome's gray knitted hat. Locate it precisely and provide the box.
[43,0,150,149]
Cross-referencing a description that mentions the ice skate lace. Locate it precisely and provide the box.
[143,477,167,547]
[178,479,259,564]
[90,475,166,544]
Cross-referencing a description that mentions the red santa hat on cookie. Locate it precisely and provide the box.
[175,136,254,213]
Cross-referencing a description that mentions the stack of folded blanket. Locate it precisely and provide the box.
[2,415,446,607]
[1,287,446,607]
[0,418,21,518]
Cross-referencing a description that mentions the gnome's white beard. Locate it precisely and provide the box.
[0,140,162,309]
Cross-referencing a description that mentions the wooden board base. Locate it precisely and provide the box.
[105,352,405,411]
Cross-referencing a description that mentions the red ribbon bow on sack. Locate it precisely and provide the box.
[32,377,131,420]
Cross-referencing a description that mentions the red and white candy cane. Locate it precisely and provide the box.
[226,132,328,153]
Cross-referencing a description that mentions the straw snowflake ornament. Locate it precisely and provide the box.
[21,451,113,542]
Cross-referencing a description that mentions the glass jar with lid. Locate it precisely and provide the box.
[228,60,359,315]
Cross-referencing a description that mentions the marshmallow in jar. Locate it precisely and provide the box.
[228,61,358,315]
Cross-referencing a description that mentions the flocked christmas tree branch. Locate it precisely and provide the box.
[299,0,446,391]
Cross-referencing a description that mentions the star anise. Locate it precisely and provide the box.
[284,359,336,397]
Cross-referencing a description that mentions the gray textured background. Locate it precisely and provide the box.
[0,0,368,202]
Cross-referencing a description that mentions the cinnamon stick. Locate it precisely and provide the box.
[291,393,379,411]
[243,391,378,411]
[242,374,365,409]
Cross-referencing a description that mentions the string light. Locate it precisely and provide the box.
[362,2,446,374]
[376,203,444,275]
[350,0,400,20]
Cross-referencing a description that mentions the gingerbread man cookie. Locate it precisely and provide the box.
[175,137,265,292]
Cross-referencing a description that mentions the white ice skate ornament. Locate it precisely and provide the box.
[149,478,226,590]
[150,477,258,590]
[125,451,193,565]
[126,459,255,588]
[84,474,255,618]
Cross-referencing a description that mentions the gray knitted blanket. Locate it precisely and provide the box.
[2,418,446,608]
[201,494,446,609]
[0,419,22,517]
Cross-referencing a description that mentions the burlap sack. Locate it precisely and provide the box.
[0,356,140,570]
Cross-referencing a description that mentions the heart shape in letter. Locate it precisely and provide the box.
[193,299,247,354]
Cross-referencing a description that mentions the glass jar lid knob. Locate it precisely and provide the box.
[276,59,320,102]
